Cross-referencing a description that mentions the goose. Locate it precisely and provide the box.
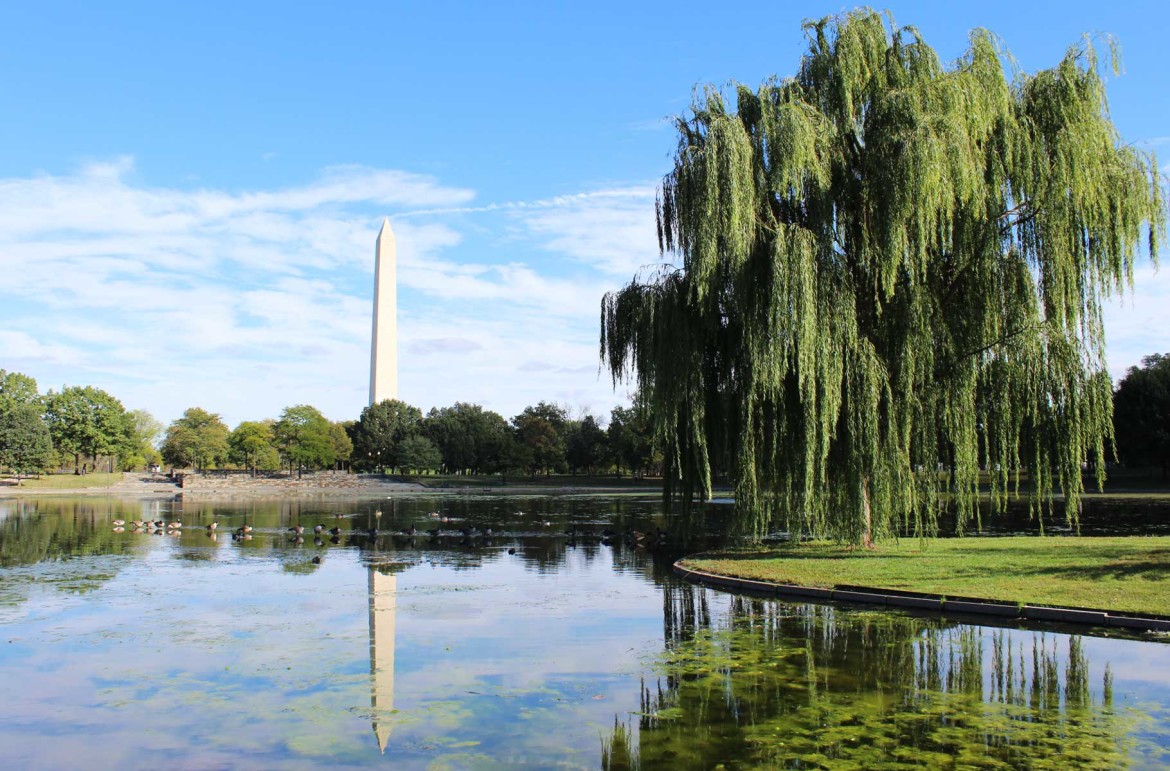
[327,526,342,537]
[131,520,145,529]
[403,525,417,537]
[112,519,126,527]
[168,521,182,529]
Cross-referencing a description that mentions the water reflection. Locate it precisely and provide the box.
[607,586,1169,768]
[0,496,1166,769]
[369,566,397,753]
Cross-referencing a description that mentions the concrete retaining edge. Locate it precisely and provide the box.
[673,561,1170,633]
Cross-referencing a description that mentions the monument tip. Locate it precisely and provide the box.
[378,217,395,239]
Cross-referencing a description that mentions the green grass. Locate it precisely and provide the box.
[683,536,1170,617]
[0,472,122,490]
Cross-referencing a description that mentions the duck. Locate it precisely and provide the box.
[112,519,126,527]
[289,525,305,535]
[206,522,218,531]
[403,525,417,537]
[314,524,325,534]
[168,521,182,529]
[365,528,378,538]
[327,526,342,536]
[240,525,253,534]
[507,547,517,555]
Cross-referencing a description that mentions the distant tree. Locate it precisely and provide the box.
[424,402,511,474]
[0,403,54,481]
[273,405,335,477]
[607,404,657,478]
[512,402,569,476]
[1113,354,1170,478]
[228,420,280,474]
[329,421,354,471]
[566,414,608,474]
[119,409,163,471]
[350,399,423,472]
[0,370,41,415]
[43,386,132,474]
[161,408,230,471]
[397,434,442,473]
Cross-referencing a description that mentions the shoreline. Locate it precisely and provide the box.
[0,473,663,500]
[674,560,1170,634]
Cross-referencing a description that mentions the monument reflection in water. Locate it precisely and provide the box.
[368,567,396,753]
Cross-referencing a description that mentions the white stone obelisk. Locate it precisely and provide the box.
[368,568,397,753]
[369,218,398,405]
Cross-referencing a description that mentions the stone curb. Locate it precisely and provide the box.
[673,561,1170,633]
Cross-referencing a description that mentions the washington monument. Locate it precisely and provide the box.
[369,217,397,405]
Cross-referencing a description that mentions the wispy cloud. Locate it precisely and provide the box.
[0,159,641,426]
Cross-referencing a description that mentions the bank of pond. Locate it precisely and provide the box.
[0,494,1168,768]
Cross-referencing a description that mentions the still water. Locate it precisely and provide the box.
[0,495,1167,769]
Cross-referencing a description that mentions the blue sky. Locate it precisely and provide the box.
[1,1,1167,428]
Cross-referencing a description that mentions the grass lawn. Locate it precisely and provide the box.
[683,536,1170,617]
[0,472,122,490]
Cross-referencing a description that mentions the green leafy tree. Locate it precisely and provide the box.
[1113,353,1170,478]
[329,421,354,471]
[161,408,230,471]
[512,402,569,476]
[608,404,656,478]
[43,386,132,474]
[0,370,41,415]
[566,414,608,474]
[350,399,423,472]
[0,403,55,480]
[120,409,163,471]
[273,405,335,477]
[600,11,1165,544]
[228,420,280,474]
[423,402,512,474]
[397,434,442,473]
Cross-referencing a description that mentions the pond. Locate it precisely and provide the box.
[1,494,1168,769]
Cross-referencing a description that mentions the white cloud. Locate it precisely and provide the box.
[0,160,640,426]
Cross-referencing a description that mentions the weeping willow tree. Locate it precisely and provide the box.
[600,10,1165,545]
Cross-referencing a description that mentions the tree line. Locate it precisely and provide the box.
[0,368,660,480]
[161,398,659,479]
[0,370,162,478]
[4,355,1165,483]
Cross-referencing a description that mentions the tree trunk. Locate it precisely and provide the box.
[862,478,875,549]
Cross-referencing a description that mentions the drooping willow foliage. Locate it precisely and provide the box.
[600,10,1165,544]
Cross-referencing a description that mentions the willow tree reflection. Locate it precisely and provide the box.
[605,586,1144,769]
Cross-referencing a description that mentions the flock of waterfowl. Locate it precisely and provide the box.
[111,511,672,550]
